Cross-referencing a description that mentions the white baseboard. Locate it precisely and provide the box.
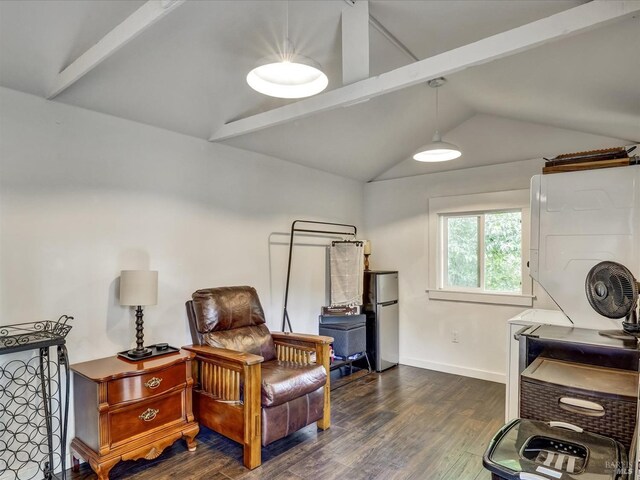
[400,356,506,384]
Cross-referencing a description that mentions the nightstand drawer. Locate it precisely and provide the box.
[110,390,184,445]
[108,363,186,404]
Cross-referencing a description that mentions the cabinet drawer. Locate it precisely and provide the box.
[520,357,638,449]
[110,390,184,445]
[108,363,186,404]
[520,379,637,449]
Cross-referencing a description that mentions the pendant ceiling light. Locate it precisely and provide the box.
[247,2,328,99]
[413,78,462,162]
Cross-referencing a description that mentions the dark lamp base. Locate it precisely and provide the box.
[126,347,152,358]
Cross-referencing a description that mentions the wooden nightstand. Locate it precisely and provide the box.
[70,350,199,479]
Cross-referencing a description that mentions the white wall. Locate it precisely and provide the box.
[363,159,561,383]
[0,87,364,363]
[0,87,366,477]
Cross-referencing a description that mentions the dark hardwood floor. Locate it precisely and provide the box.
[69,366,505,480]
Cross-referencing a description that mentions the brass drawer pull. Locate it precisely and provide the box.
[144,377,163,389]
[139,408,159,422]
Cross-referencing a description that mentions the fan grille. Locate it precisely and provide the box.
[585,261,638,319]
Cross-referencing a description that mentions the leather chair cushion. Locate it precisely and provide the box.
[192,286,266,333]
[260,360,326,408]
[203,324,276,362]
[261,387,324,446]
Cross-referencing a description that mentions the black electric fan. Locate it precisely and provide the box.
[585,261,640,338]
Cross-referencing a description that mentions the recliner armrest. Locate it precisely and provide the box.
[270,332,334,346]
[269,332,333,431]
[183,344,264,366]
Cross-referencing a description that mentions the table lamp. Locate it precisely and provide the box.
[363,240,371,271]
[119,270,158,359]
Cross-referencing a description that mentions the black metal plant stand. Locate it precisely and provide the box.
[0,315,73,480]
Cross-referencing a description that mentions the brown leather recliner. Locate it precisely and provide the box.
[183,286,333,469]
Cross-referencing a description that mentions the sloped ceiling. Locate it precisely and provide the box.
[0,0,637,182]
[450,16,640,143]
[222,84,475,181]
[376,113,632,181]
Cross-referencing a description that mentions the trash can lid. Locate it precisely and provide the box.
[483,419,626,480]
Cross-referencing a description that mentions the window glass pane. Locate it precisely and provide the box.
[484,211,522,292]
[447,216,479,288]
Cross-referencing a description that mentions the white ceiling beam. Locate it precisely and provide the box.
[47,0,185,99]
[210,0,640,142]
[369,14,419,62]
[342,1,369,85]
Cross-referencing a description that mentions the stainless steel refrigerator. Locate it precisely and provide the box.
[363,271,399,371]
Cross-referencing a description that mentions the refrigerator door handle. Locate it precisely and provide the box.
[380,300,398,307]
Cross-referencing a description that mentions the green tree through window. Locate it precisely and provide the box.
[485,212,521,292]
[447,216,479,288]
[445,210,522,293]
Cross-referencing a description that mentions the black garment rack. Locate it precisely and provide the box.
[281,220,358,332]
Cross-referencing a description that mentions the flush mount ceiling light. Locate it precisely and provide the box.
[413,77,462,162]
[247,2,328,99]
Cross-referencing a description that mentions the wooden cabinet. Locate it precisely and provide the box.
[70,351,199,479]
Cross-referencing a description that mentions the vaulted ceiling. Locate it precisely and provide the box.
[1,0,638,181]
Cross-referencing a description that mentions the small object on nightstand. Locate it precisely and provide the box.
[117,343,179,361]
[69,350,199,480]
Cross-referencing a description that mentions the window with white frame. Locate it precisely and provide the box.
[428,190,533,306]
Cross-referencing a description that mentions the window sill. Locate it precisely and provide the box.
[425,289,535,307]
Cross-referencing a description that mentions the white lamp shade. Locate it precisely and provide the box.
[363,240,371,255]
[119,270,158,306]
[247,54,328,99]
[413,131,461,162]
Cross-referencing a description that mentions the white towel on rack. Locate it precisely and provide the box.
[330,243,364,306]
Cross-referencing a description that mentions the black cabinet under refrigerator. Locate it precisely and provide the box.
[363,271,399,371]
